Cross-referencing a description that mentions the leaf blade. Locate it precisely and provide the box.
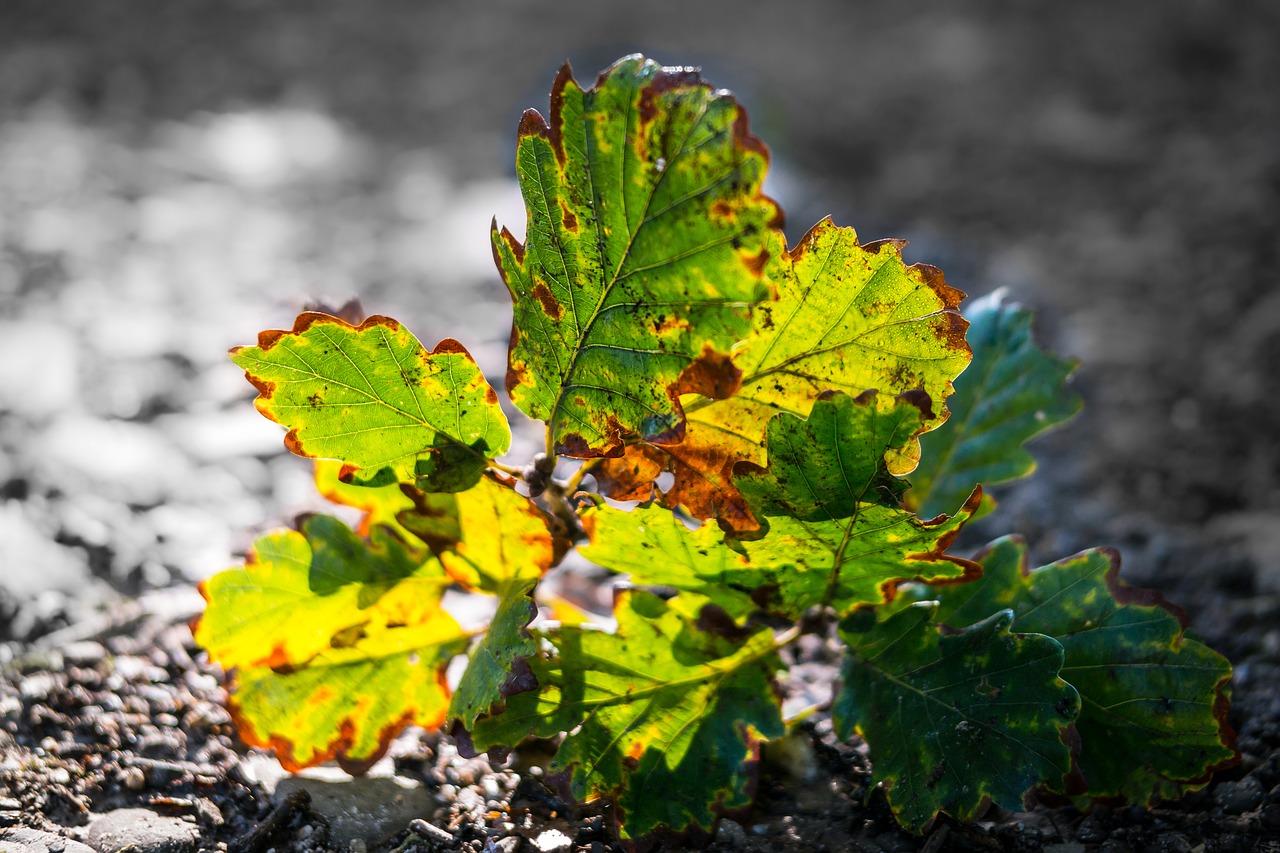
[922,537,1238,804]
[494,55,780,456]
[231,313,509,492]
[906,292,1081,518]
[835,603,1079,831]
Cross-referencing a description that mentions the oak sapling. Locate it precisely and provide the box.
[194,54,1237,845]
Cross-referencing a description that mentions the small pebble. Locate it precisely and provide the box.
[122,766,147,791]
[1216,777,1264,814]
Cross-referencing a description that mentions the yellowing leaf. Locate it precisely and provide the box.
[314,458,420,542]
[193,516,445,671]
[493,55,780,457]
[194,516,467,772]
[398,474,559,594]
[586,393,979,621]
[601,220,971,529]
[921,537,1238,805]
[835,603,1079,832]
[231,612,467,773]
[231,312,509,492]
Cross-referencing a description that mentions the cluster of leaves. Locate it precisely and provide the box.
[193,56,1237,846]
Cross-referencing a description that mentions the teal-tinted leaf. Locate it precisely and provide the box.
[468,591,784,842]
[835,603,1079,832]
[907,292,1081,519]
[920,536,1238,804]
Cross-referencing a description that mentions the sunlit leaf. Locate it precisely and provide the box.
[468,591,784,842]
[585,393,978,621]
[194,516,466,772]
[493,55,779,457]
[918,536,1238,804]
[314,458,420,543]
[906,293,1081,519]
[231,312,510,492]
[193,516,445,671]
[230,613,467,773]
[600,220,971,528]
[398,474,559,594]
[835,603,1079,832]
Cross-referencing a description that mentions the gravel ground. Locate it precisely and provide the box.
[1,1,1279,850]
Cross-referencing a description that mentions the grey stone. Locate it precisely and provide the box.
[85,809,198,853]
[0,827,98,853]
[1215,777,1264,814]
[274,775,435,846]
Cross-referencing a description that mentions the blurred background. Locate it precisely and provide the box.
[1,0,1277,644]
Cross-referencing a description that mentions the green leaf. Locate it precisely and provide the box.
[492,55,779,457]
[596,220,972,529]
[580,503,757,621]
[835,603,1079,832]
[584,394,979,621]
[449,580,539,729]
[194,516,468,772]
[193,516,446,670]
[920,536,1238,804]
[731,392,980,617]
[468,591,784,842]
[398,473,559,594]
[231,312,510,492]
[907,292,1081,519]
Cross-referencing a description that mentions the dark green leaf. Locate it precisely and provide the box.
[919,536,1238,804]
[835,603,1079,832]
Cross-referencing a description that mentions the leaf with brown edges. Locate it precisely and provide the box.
[493,54,780,458]
[231,312,510,493]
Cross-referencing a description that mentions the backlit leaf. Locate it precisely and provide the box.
[493,55,779,457]
[398,473,559,594]
[194,516,467,772]
[835,603,1079,832]
[601,220,971,528]
[230,613,467,773]
[193,515,446,670]
[231,312,510,492]
[906,292,1081,519]
[468,591,784,842]
[584,394,979,621]
[920,536,1238,804]
[314,459,420,543]
[731,392,980,616]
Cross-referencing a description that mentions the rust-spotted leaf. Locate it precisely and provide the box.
[194,516,467,772]
[398,474,559,594]
[730,392,980,617]
[918,537,1238,805]
[602,220,971,528]
[231,312,509,492]
[493,55,780,457]
[467,591,784,843]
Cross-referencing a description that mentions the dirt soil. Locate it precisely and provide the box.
[2,1,1279,851]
